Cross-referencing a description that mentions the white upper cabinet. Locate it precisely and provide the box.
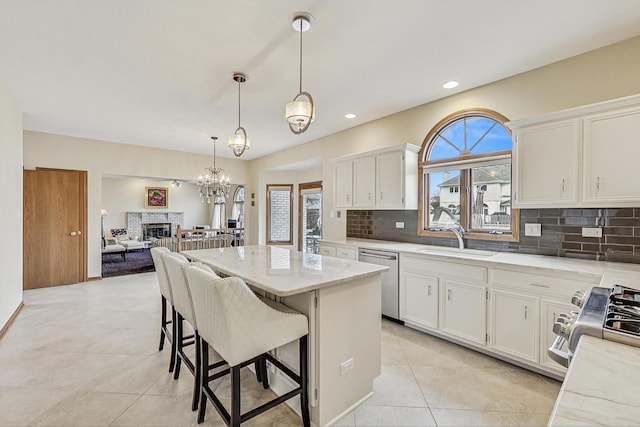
[506,94,640,208]
[334,160,353,208]
[333,143,419,210]
[513,120,580,207]
[353,156,376,207]
[582,106,640,205]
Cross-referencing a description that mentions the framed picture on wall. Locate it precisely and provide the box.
[145,187,168,208]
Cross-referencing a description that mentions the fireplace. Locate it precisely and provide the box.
[143,223,171,240]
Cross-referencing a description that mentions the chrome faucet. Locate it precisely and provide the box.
[445,224,465,249]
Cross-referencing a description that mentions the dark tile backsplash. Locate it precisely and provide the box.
[346,209,640,264]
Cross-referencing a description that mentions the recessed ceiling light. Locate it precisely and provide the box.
[345,113,356,119]
[443,81,459,89]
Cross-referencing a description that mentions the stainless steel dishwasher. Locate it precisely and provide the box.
[358,248,400,321]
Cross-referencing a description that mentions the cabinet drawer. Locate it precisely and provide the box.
[402,255,487,284]
[336,247,356,260]
[490,268,596,298]
[319,246,336,257]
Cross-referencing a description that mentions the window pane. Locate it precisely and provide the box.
[428,169,461,228]
[471,164,511,230]
[268,185,292,243]
[428,115,512,161]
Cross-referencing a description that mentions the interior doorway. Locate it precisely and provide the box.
[23,168,88,289]
[298,181,322,254]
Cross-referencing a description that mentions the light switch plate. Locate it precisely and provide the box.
[395,222,405,229]
[582,227,603,238]
[524,223,541,237]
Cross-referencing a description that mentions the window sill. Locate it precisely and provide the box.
[418,229,519,243]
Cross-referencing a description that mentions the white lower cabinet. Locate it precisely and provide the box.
[397,252,597,379]
[440,280,487,346]
[401,271,438,330]
[540,299,575,374]
[489,289,539,363]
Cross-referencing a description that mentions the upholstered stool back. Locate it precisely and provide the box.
[150,247,173,304]
[184,266,308,367]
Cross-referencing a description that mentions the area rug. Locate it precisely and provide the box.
[102,248,155,277]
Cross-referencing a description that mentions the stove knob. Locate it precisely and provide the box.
[571,290,587,307]
[553,321,572,340]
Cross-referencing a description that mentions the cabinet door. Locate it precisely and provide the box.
[353,157,376,207]
[540,299,574,374]
[514,120,580,207]
[401,272,438,330]
[583,106,640,204]
[489,289,539,363]
[334,161,353,208]
[440,280,486,345]
[376,151,404,208]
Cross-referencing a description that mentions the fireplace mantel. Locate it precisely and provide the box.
[127,212,185,237]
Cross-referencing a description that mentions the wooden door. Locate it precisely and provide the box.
[24,168,87,289]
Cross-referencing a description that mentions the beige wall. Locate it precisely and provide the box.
[20,35,640,274]
[101,177,212,234]
[23,131,250,278]
[0,81,23,330]
[246,35,640,243]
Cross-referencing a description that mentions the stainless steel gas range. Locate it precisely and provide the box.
[549,285,640,367]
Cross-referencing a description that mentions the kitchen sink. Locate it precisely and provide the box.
[414,246,496,258]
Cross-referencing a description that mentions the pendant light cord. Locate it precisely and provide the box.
[237,79,241,128]
[299,18,303,94]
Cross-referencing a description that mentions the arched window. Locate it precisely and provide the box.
[419,109,518,241]
[231,185,245,221]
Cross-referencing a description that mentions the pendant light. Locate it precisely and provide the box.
[286,12,315,134]
[228,72,250,157]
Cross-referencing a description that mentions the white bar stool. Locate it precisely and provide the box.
[150,247,177,372]
[184,265,310,427]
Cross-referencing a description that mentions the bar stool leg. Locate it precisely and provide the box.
[159,296,167,351]
[192,331,201,411]
[169,308,177,373]
[231,365,241,427]
[197,343,209,424]
[260,356,269,389]
[300,335,310,427]
[173,312,183,380]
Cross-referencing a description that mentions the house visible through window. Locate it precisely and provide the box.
[419,109,518,241]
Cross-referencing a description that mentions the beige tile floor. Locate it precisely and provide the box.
[0,272,561,427]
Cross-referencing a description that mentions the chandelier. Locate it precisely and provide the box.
[286,12,315,134]
[198,136,230,204]
[228,72,250,157]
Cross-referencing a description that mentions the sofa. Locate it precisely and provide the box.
[102,238,126,260]
[110,228,146,251]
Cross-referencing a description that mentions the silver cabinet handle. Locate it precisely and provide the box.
[596,176,600,192]
[561,178,565,192]
[368,192,371,201]
[447,289,452,301]
[427,284,432,296]
[524,305,528,320]
[380,192,383,200]
[529,283,550,288]
[346,194,350,202]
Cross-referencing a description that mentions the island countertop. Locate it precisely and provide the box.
[181,245,388,297]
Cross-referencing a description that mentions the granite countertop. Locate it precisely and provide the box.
[320,237,640,281]
[548,335,640,426]
[182,245,388,297]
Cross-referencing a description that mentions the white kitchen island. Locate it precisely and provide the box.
[182,245,387,427]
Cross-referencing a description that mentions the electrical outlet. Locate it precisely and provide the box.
[340,358,354,376]
[395,222,405,229]
[582,227,603,238]
[524,223,541,237]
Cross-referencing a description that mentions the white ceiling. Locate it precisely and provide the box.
[2,1,640,160]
